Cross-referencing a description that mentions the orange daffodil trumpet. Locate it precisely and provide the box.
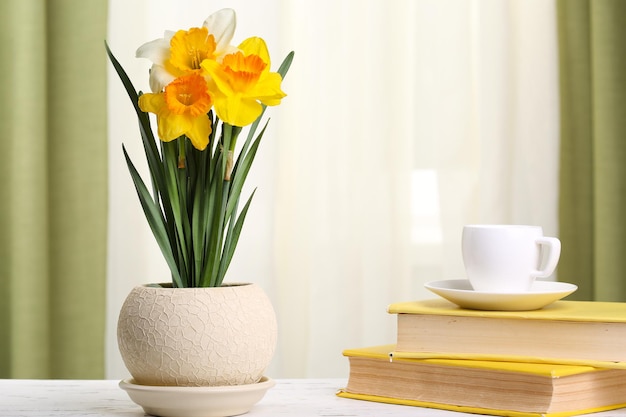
[138,74,213,150]
[202,37,287,127]
[106,8,293,288]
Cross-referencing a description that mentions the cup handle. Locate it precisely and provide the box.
[532,237,561,278]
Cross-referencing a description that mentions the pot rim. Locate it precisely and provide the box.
[141,282,254,289]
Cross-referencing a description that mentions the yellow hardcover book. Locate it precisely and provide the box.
[388,299,626,369]
[338,345,626,417]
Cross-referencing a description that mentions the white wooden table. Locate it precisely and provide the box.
[2,379,626,417]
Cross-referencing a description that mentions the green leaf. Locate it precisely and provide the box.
[277,51,295,79]
[162,140,193,285]
[191,188,207,287]
[105,42,165,201]
[123,145,184,288]
[226,122,268,221]
[202,179,228,288]
[216,190,256,286]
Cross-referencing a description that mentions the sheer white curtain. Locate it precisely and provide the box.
[411,0,560,283]
[106,0,559,379]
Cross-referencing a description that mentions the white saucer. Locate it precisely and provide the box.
[119,376,275,417]
[424,279,577,311]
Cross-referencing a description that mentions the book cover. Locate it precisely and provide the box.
[388,299,626,368]
[387,298,626,322]
[339,345,626,417]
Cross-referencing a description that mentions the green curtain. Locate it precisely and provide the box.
[558,0,626,301]
[0,0,108,378]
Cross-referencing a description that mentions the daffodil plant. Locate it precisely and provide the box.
[106,8,293,288]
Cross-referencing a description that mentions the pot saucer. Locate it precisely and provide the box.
[119,376,275,417]
[424,279,577,311]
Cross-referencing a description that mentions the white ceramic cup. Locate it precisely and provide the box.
[462,225,561,293]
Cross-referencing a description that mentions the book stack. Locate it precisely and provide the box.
[338,298,626,416]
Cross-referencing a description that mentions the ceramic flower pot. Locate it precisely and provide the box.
[117,283,277,387]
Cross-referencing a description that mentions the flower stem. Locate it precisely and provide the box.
[178,137,186,168]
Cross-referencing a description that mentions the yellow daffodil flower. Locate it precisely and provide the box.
[136,8,238,92]
[138,74,213,150]
[200,37,287,127]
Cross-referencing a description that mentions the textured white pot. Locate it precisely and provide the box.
[117,283,277,387]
